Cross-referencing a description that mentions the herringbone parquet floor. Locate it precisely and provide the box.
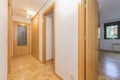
[8,55,61,80]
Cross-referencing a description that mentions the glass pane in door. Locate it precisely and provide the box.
[17,25,27,46]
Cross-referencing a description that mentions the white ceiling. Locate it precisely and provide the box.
[98,0,120,10]
[12,0,46,19]
[12,0,120,20]
[98,0,120,21]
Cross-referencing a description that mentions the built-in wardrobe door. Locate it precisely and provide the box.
[31,13,39,59]
[86,0,99,80]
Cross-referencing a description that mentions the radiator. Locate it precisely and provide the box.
[112,44,120,52]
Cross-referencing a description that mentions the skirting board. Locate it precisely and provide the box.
[41,58,63,79]
[46,59,53,62]
[54,72,63,80]
[99,49,120,53]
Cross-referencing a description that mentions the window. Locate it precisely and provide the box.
[17,25,27,46]
[104,21,120,39]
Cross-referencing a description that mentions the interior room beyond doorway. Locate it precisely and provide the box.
[46,13,54,62]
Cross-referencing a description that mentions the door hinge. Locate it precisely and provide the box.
[84,37,87,41]
[84,4,86,8]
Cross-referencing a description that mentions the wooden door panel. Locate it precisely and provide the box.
[31,13,39,59]
[13,22,30,57]
[86,0,99,80]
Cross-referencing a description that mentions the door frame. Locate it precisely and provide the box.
[78,0,86,80]
[42,2,56,70]
[8,0,12,74]
[13,21,31,57]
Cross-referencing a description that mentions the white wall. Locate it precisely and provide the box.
[39,0,78,80]
[99,0,120,50]
[46,13,53,61]
[0,0,8,79]
[56,0,78,80]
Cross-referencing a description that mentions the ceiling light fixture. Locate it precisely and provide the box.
[26,15,30,18]
[26,10,34,16]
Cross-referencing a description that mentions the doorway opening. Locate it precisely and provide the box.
[42,3,56,73]
[46,13,54,62]
[98,0,120,80]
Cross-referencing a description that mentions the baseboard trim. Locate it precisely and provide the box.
[40,59,63,80]
[46,59,53,62]
[54,72,63,80]
[40,59,53,64]
[99,49,120,53]
[39,58,63,79]
[38,59,45,64]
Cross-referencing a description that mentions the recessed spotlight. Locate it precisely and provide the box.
[26,15,30,18]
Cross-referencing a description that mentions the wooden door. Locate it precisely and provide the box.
[86,0,99,80]
[13,21,30,57]
[31,13,39,59]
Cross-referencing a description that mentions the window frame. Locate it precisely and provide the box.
[104,21,120,39]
